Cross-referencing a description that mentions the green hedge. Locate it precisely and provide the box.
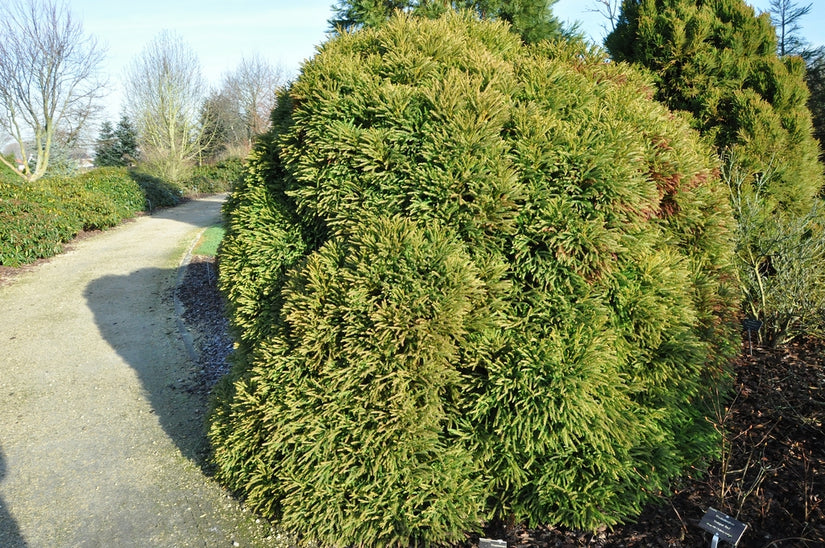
[0,167,180,266]
[210,13,740,544]
[183,158,246,194]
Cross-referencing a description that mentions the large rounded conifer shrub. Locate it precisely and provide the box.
[210,12,739,545]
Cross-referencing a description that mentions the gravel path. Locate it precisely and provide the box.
[0,196,274,547]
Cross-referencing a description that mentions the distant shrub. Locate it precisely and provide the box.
[185,158,245,194]
[210,13,740,544]
[0,167,181,266]
[0,182,77,265]
[127,170,183,211]
[47,168,146,230]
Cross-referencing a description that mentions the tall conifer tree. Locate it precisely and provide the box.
[607,0,823,214]
[93,116,139,167]
[768,0,812,57]
[607,0,825,345]
[330,0,566,43]
[93,121,118,167]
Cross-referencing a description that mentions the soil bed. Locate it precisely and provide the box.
[178,256,825,548]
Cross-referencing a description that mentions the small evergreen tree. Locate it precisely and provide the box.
[330,0,567,43]
[768,0,812,57]
[93,116,139,167]
[114,115,139,166]
[93,121,118,167]
[210,13,739,543]
[607,0,825,345]
[607,0,822,215]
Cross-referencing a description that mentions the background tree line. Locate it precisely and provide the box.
[2,0,822,184]
[96,34,282,182]
[0,0,283,185]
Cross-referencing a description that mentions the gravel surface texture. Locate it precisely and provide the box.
[0,196,279,548]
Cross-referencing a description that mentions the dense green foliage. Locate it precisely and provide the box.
[0,168,180,266]
[330,0,567,43]
[184,158,245,194]
[210,13,739,543]
[94,116,140,167]
[607,0,825,346]
[606,0,823,215]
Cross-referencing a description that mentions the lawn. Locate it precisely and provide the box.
[193,225,225,256]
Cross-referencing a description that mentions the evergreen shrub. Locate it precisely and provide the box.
[127,170,183,211]
[0,167,180,266]
[0,181,77,266]
[185,158,245,194]
[606,0,825,345]
[606,0,823,216]
[48,168,146,230]
[210,12,740,544]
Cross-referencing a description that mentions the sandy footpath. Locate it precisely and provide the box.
[0,196,274,547]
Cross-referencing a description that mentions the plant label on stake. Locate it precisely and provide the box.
[479,539,507,548]
[699,507,747,547]
[742,318,762,356]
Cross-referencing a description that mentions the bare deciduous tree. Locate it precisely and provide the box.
[125,30,209,182]
[199,55,284,161]
[0,0,105,182]
[199,89,244,161]
[224,55,284,149]
[589,0,621,34]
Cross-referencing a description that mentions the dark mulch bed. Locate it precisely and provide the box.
[176,255,233,394]
[179,256,825,547]
[465,339,825,547]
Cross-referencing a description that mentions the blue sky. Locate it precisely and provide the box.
[66,0,825,119]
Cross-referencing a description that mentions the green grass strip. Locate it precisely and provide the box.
[193,225,225,256]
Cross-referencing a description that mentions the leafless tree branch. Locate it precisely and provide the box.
[125,30,209,182]
[0,0,105,182]
[588,0,621,35]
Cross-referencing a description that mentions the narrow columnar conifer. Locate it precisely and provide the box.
[606,0,823,215]
[606,0,825,345]
[210,12,739,544]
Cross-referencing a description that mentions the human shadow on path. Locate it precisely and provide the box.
[83,267,215,470]
[0,446,28,547]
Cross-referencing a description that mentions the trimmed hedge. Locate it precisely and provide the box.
[0,167,181,266]
[185,158,246,194]
[210,13,740,544]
